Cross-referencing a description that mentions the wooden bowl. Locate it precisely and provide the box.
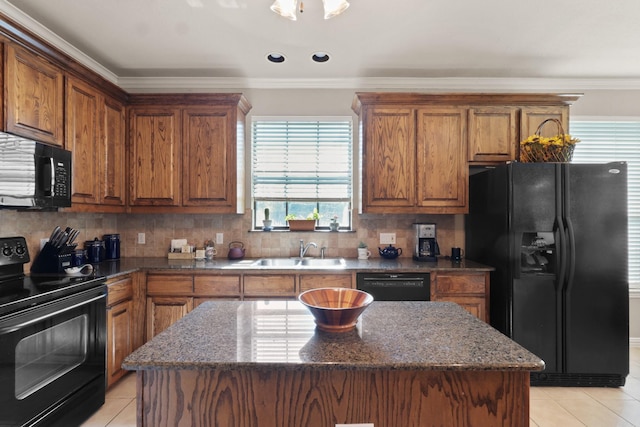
[298,288,374,332]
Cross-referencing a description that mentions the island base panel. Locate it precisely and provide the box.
[135,368,530,427]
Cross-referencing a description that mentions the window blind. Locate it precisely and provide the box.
[570,120,640,287]
[252,118,352,200]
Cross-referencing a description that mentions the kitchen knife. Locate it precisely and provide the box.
[50,227,63,248]
[68,229,80,245]
[49,226,61,242]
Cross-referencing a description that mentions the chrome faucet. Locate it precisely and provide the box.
[299,239,318,258]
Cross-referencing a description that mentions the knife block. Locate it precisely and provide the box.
[30,242,76,274]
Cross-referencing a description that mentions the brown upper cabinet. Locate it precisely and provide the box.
[520,105,570,139]
[128,94,251,213]
[66,77,126,211]
[353,93,581,214]
[129,106,182,207]
[468,106,518,163]
[5,44,64,146]
[66,77,100,205]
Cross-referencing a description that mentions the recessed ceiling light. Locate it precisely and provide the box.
[311,52,330,63]
[267,53,286,63]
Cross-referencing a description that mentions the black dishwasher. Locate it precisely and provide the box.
[356,272,430,301]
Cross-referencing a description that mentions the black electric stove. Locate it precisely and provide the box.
[0,236,105,317]
[0,236,108,427]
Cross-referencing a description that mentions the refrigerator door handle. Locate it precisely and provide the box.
[555,216,568,290]
[564,217,576,293]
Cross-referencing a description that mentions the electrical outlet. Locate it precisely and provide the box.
[379,233,396,245]
[137,233,145,244]
[216,233,224,245]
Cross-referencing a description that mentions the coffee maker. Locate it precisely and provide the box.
[413,223,440,262]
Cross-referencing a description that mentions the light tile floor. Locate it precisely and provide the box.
[82,348,640,427]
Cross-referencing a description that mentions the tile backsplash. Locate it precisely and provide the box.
[0,210,464,265]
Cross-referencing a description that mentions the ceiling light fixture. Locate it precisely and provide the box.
[311,52,330,63]
[270,0,349,21]
[267,53,286,63]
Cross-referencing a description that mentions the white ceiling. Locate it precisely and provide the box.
[2,0,640,90]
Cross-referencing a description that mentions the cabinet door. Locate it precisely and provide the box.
[362,107,415,210]
[432,272,489,322]
[146,296,193,339]
[416,107,468,213]
[182,107,235,208]
[66,77,100,204]
[129,108,181,206]
[299,274,353,292]
[146,274,193,295]
[107,299,133,388]
[520,106,570,139]
[5,44,64,146]
[244,274,296,297]
[193,274,241,297]
[101,96,126,206]
[442,296,486,321]
[468,106,518,163]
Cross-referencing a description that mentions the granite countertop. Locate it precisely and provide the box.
[93,256,494,279]
[123,300,543,372]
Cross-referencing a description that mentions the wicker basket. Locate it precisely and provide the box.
[520,118,576,163]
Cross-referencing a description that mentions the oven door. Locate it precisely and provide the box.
[0,285,106,426]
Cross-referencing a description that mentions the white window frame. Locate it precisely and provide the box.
[250,116,354,231]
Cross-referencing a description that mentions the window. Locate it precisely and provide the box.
[251,117,353,230]
[570,118,640,288]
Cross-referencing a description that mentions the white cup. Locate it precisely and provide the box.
[357,248,371,260]
[205,246,217,260]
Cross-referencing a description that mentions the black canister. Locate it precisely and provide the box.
[72,249,87,266]
[85,238,105,263]
[103,234,121,260]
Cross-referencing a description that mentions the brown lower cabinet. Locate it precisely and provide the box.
[145,272,243,339]
[146,296,194,339]
[299,273,353,292]
[142,270,489,345]
[431,271,490,323]
[243,274,296,298]
[106,274,134,388]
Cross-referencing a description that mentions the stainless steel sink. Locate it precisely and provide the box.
[299,258,346,267]
[248,257,346,269]
[251,258,301,267]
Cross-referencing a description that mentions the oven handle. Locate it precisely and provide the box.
[0,293,105,333]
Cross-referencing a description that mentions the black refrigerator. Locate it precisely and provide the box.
[466,162,629,387]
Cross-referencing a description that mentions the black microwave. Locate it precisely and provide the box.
[0,131,72,209]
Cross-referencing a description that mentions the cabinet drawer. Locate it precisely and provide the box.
[147,274,193,295]
[435,273,486,294]
[299,274,353,292]
[106,276,133,306]
[194,275,241,297]
[244,274,296,296]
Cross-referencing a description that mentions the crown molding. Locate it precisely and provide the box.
[117,76,640,92]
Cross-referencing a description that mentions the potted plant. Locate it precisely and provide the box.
[262,208,273,231]
[286,209,320,231]
[329,215,340,232]
[357,241,371,259]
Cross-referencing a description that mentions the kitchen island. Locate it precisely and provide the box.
[123,301,543,427]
